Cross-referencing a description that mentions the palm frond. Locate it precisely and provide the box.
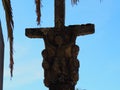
[2,0,14,77]
[35,0,41,25]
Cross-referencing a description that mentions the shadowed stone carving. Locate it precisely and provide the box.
[41,29,80,87]
[25,0,95,90]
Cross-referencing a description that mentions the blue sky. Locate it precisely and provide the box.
[0,0,120,90]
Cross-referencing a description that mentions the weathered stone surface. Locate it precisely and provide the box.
[41,29,80,88]
[25,24,95,38]
[25,24,94,90]
[25,0,95,90]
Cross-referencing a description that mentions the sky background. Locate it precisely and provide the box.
[0,0,120,90]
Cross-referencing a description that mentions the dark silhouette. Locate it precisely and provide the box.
[25,0,95,90]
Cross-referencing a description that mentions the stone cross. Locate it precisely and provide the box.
[25,0,95,90]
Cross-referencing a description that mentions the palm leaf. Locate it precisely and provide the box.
[35,0,41,25]
[2,0,14,77]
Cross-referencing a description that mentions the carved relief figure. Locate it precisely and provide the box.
[42,30,80,87]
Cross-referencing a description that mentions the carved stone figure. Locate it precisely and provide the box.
[41,29,80,88]
[25,0,95,90]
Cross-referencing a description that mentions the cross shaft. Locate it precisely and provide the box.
[55,0,65,28]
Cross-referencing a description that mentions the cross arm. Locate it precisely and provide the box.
[68,23,95,36]
[25,28,53,38]
[25,23,95,38]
